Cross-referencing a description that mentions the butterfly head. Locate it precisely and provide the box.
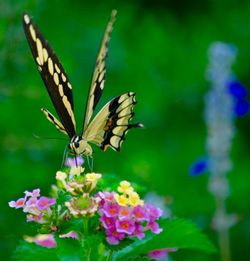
[69,136,93,156]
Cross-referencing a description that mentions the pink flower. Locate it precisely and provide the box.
[116,218,135,235]
[106,236,120,245]
[59,231,79,240]
[24,189,40,198]
[23,197,39,213]
[9,188,56,225]
[102,202,120,217]
[97,189,164,246]
[25,234,56,248]
[96,192,115,206]
[131,223,145,240]
[133,205,150,222]
[100,215,116,229]
[106,227,125,241]
[26,213,44,223]
[8,198,26,209]
[148,249,168,260]
[147,221,163,234]
[148,248,177,260]
[118,206,131,219]
[36,197,56,210]
[146,204,163,220]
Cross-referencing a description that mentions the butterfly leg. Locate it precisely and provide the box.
[86,156,94,172]
[61,146,69,169]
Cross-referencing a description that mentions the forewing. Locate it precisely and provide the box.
[41,108,67,136]
[83,92,143,151]
[23,14,76,138]
[83,10,117,131]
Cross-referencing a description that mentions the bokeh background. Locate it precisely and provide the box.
[1,0,250,260]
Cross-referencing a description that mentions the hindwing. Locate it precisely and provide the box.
[83,92,143,151]
[23,14,76,138]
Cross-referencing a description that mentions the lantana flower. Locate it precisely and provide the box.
[97,181,163,245]
[9,189,56,224]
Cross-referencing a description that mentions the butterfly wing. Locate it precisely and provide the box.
[23,14,76,138]
[83,10,117,131]
[41,108,67,135]
[83,92,143,151]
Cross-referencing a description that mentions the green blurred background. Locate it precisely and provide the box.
[1,0,250,260]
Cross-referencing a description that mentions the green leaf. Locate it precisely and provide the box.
[112,218,216,260]
[12,240,58,261]
[55,237,84,261]
[55,234,106,261]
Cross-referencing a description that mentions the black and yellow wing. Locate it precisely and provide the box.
[83,92,143,151]
[23,13,76,138]
[83,10,117,131]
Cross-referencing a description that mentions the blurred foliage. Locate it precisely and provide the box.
[1,0,250,260]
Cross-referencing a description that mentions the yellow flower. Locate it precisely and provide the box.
[128,191,143,207]
[56,171,67,188]
[85,173,102,182]
[70,166,84,176]
[118,180,134,194]
[114,193,129,206]
[85,173,102,192]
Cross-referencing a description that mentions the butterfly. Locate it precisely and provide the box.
[23,10,143,157]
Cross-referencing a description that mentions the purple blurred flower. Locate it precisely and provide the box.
[65,156,84,167]
[228,81,248,99]
[189,158,208,177]
[234,99,250,117]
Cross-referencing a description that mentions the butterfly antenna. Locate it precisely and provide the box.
[33,133,68,141]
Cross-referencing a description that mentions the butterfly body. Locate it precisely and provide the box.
[68,136,93,156]
[23,11,143,157]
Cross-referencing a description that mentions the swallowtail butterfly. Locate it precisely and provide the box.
[23,10,143,157]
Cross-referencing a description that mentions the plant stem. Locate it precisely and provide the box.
[215,188,231,261]
[83,217,89,235]
[106,250,113,261]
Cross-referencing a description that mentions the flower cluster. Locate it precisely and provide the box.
[56,157,102,218]
[97,181,163,245]
[9,157,164,254]
[9,189,56,224]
